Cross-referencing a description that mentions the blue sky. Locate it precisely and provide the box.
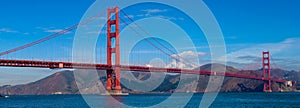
[0,0,300,85]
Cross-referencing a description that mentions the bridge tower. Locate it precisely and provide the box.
[262,51,272,92]
[106,7,122,94]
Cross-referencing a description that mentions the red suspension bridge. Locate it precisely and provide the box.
[0,7,291,93]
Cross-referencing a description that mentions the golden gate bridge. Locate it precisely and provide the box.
[0,7,293,94]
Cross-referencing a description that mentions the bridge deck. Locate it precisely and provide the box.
[0,59,286,83]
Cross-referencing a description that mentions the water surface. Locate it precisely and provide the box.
[0,93,299,108]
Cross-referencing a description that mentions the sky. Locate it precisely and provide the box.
[0,0,300,85]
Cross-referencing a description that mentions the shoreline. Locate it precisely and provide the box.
[3,91,300,96]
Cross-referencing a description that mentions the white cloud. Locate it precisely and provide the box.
[145,58,167,68]
[142,9,168,14]
[281,38,296,44]
[226,38,294,63]
[37,27,72,34]
[224,38,300,70]
[126,15,134,19]
[131,9,184,21]
[167,51,208,69]
[167,59,197,69]
[171,51,207,59]
[0,28,19,33]
[141,51,208,69]
[154,15,184,21]
[146,64,152,67]
[45,29,64,33]
[0,28,31,35]
[135,14,184,21]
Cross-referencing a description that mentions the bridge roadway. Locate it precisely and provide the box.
[0,59,286,83]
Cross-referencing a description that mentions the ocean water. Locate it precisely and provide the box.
[0,93,299,108]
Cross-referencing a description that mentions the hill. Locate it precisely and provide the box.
[0,71,79,95]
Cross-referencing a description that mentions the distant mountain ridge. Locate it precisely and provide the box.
[0,64,299,95]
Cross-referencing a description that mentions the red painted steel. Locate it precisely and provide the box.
[107,7,121,91]
[0,59,286,83]
[0,8,288,93]
[262,51,272,92]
